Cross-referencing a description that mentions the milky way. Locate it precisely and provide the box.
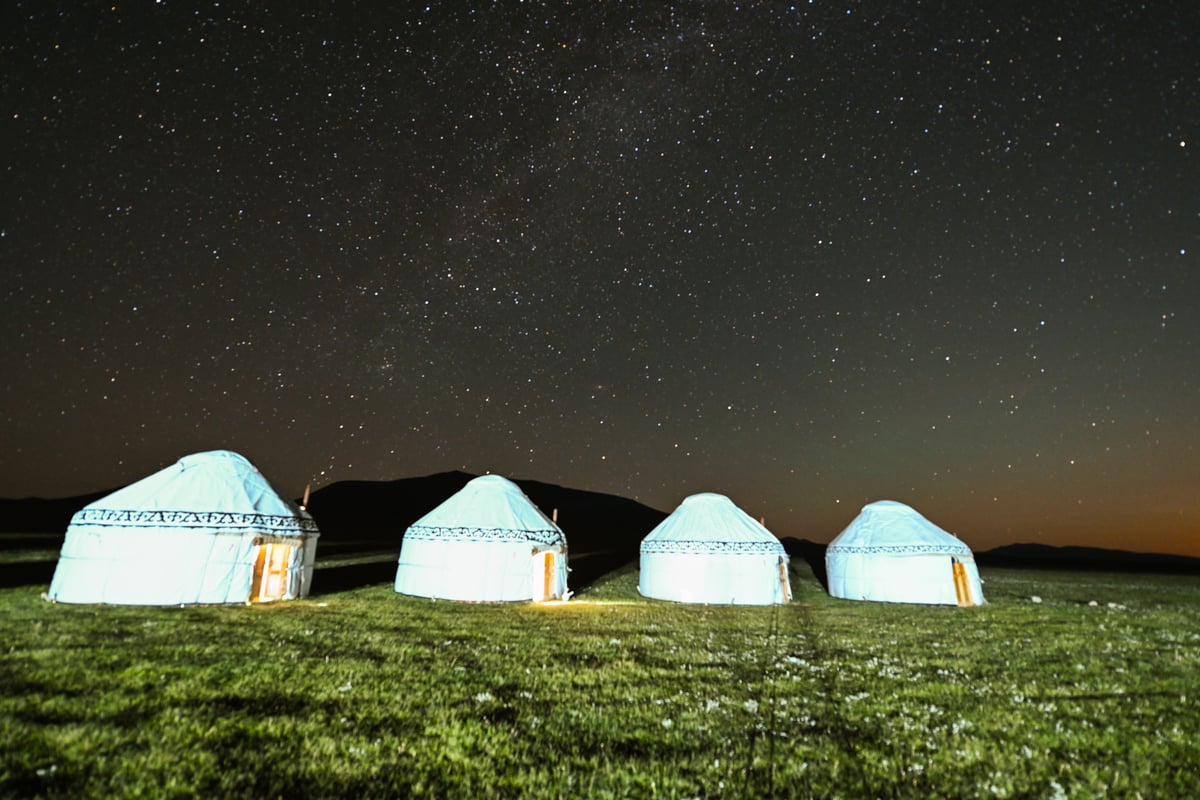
[3,2,1198,554]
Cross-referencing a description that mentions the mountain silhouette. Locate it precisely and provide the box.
[0,490,113,535]
[302,471,665,549]
[301,472,668,592]
[3,482,1196,591]
[976,542,1200,574]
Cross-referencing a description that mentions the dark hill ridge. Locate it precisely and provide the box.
[298,472,669,593]
[303,470,477,541]
[782,538,1200,576]
[305,471,668,557]
[510,477,669,554]
[0,490,113,534]
[0,473,669,592]
[977,543,1200,574]
[2,481,1196,576]
[0,472,668,559]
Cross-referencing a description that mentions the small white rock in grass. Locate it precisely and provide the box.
[1030,596,1042,603]
[661,718,673,728]
[1088,600,1099,607]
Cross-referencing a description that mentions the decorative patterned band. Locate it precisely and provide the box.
[405,525,566,546]
[640,539,786,556]
[71,508,320,534]
[826,543,972,556]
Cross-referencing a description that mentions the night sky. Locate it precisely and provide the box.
[3,2,1198,555]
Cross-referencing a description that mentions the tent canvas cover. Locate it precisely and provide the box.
[826,500,984,606]
[639,492,791,605]
[47,450,319,605]
[394,474,568,602]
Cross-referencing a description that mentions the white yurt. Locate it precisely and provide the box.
[47,450,319,605]
[639,493,791,605]
[394,474,568,602]
[826,500,984,606]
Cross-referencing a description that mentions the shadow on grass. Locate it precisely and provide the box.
[0,560,57,589]
[314,540,395,557]
[568,551,637,592]
[782,538,829,591]
[311,559,397,595]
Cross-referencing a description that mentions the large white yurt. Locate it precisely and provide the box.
[826,500,984,606]
[394,474,568,602]
[639,493,791,605]
[47,450,319,605]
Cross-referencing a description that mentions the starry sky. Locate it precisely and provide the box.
[3,2,1198,555]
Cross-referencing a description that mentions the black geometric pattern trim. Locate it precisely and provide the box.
[826,543,971,556]
[405,525,566,546]
[71,508,319,534]
[640,539,785,556]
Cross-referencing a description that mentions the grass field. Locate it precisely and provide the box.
[2,551,1198,798]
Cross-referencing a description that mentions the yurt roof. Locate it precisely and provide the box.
[640,492,784,555]
[69,450,317,535]
[826,500,971,556]
[405,474,565,545]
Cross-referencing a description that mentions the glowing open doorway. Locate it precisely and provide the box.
[951,558,973,606]
[531,550,557,602]
[251,543,293,602]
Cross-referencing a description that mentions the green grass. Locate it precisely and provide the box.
[2,560,1198,798]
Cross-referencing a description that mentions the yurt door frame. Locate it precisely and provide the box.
[252,542,294,602]
[531,550,557,601]
[951,558,973,607]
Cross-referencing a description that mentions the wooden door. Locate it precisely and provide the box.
[532,551,557,601]
[952,560,972,606]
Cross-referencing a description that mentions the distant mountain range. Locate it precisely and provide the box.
[301,471,666,556]
[0,489,114,535]
[0,471,667,557]
[1,475,1197,575]
[974,542,1200,574]
[779,538,1200,575]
